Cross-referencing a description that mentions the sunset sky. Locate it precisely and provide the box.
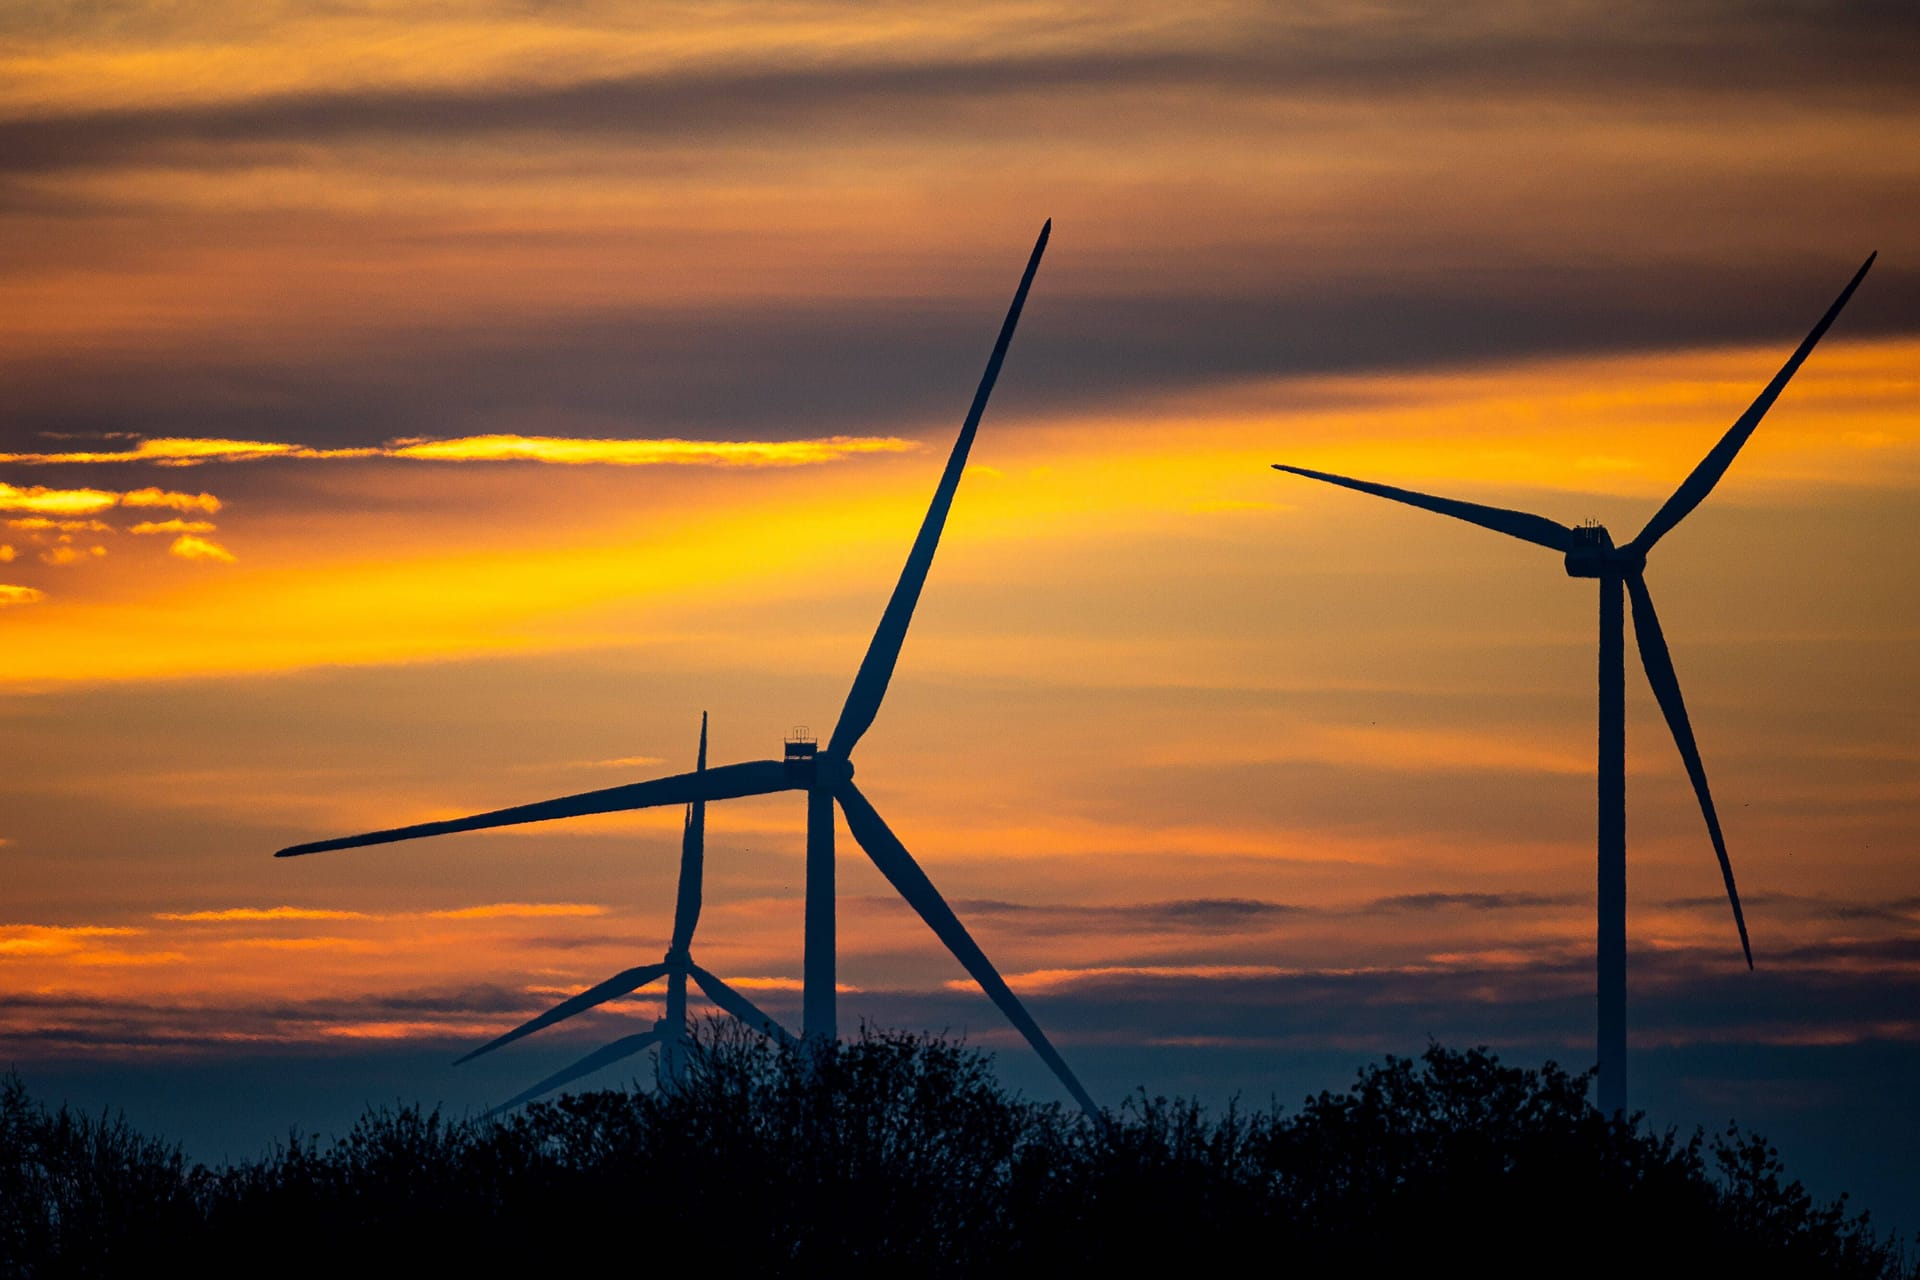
[3,0,1917,1218]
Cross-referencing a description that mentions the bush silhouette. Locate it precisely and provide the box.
[1,1072,199,1276]
[3,1031,1913,1277]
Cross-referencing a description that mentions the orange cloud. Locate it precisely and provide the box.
[65,950,187,967]
[132,438,304,463]
[0,584,46,606]
[0,483,223,518]
[155,906,370,922]
[384,434,916,467]
[426,902,607,920]
[0,438,377,466]
[322,1020,495,1040]
[0,482,120,515]
[0,545,11,562]
[0,439,288,464]
[129,519,218,535]
[0,924,144,957]
[215,936,383,952]
[39,544,106,566]
[1,434,915,469]
[7,518,112,532]
[124,487,222,514]
[168,533,236,562]
[155,902,604,923]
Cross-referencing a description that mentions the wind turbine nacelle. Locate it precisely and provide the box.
[784,731,818,784]
[1564,524,1617,578]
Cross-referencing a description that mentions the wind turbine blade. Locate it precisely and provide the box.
[834,780,1102,1121]
[274,758,792,857]
[1626,574,1753,968]
[670,712,709,952]
[689,963,798,1048]
[828,220,1051,758]
[455,963,669,1064]
[1271,465,1574,552]
[486,1029,665,1115]
[1629,253,1876,555]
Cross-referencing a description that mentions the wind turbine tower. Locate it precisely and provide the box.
[1273,253,1875,1114]
[276,222,1102,1120]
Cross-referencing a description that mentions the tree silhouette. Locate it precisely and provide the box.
[2,1034,1912,1277]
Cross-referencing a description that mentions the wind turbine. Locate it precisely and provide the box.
[1271,253,1874,1115]
[463,713,798,1113]
[275,221,1102,1120]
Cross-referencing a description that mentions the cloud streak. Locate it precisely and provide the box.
[11,271,1906,463]
[1,433,915,469]
[4,5,1917,178]
[0,482,221,516]
[155,906,370,922]
[128,519,216,534]
[0,438,365,466]
[0,482,120,515]
[1374,892,1572,913]
[0,923,148,961]
[152,902,608,924]
[953,897,1305,932]
[122,487,221,513]
[7,517,111,532]
[11,933,1912,1058]
[38,543,105,566]
[384,434,915,467]
[166,533,235,562]
[426,902,606,921]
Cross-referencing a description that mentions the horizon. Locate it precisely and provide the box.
[3,0,1917,1231]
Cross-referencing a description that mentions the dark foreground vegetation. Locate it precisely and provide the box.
[3,1029,1912,1278]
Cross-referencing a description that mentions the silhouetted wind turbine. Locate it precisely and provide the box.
[1272,253,1874,1115]
[275,221,1101,1120]
[463,713,797,1113]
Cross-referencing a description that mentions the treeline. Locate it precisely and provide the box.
[2,1030,1912,1277]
